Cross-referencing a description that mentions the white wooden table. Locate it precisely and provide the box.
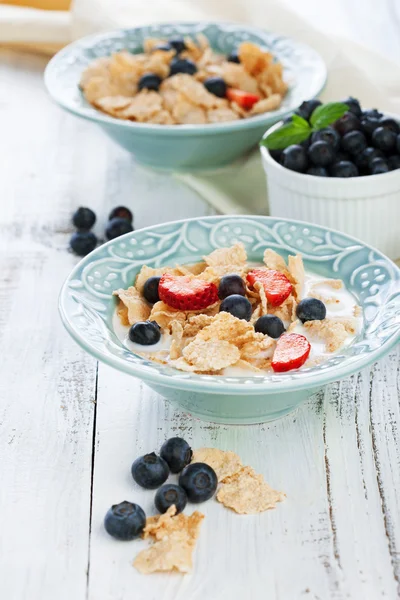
[1,40,400,600]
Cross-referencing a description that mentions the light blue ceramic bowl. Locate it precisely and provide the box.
[44,22,326,171]
[59,216,400,424]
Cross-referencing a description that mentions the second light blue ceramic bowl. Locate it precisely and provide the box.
[59,216,400,424]
[44,21,326,170]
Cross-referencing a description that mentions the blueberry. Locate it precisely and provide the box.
[160,437,193,473]
[143,276,161,304]
[332,150,350,164]
[254,315,285,338]
[311,127,340,151]
[203,77,227,98]
[227,50,240,63]
[306,166,328,176]
[105,217,133,240]
[300,137,311,151]
[379,117,400,135]
[131,452,169,489]
[334,112,361,136]
[360,116,380,138]
[369,157,389,175]
[168,38,186,54]
[341,130,367,155]
[281,144,308,173]
[169,58,197,76]
[295,99,322,121]
[219,294,252,321]
[341,96,362,117]
[179,463,218,503]
[129,321,161,345]
[362,108,383,119]
[72,207,96,230]
[70,231,97,256]
[218,274,246,299]
[308,141,335,166]
[269,149,282,163]
[372,127,397,153]
[355,146,384,172]
[296,298,326,323]
[388,155,400,170]
[330,160,359,178]
[104,501,146,540]
[108,206,133,223]
[153,43,172,52]
[138,72,162,91]
[155,484,187,514]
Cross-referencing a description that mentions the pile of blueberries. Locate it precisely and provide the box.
[128,273,327,348]
[137,37,239,99]
[272,97,400,177]
[70,205,133,256]
[104,437,218,541]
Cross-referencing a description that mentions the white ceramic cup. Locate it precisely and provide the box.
[261,121,400,260]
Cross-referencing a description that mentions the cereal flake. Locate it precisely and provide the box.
[217,466,286,514]
[113,287,150,325]
[191,448,243,482]
[182,338,240,371]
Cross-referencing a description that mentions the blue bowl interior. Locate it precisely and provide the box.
[60,216,400,393]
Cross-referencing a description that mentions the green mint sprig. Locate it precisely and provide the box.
[260,102,348,151]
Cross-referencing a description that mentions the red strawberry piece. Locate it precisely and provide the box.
[247,269,292,306]
[271,333,311,373]
[158,274,219,311]
[226,88,260,110]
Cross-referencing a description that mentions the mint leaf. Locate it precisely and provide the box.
[291,114,309,129]
[261,122,311,150]
[310,102,349,129]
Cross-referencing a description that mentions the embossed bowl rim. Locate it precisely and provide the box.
[59,215,400,395]
[44,21,327,134]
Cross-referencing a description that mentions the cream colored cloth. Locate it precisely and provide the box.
[1,0,400,214]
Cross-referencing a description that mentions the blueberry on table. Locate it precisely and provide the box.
[179,463,218,503]
[281,144,308,173]
[308,141,335,167]
[254,315,285,338]
[341,130,367,155]
[143,276,161,304]
[108,206,133,223]
[379,118,400,135]
[369,157,389,175]
[138,73,162,92]
[341,96,362,117]
[227,50,240,63]
[131,452,169,489]
[155,484,188,514]
[169,58,197,76]
[371,127,397,153]
[334,112,361,136]
[168,38,187,54]
[388,155,400,170]
[105,217,133,240]
[311,127,340,151]
[307,166,328,177]
[129,321,161,345]
[72,206,96,230]
[203,77,227,98]
[69,231,97,256]
[218,274,246,299]
[219,294,252,321]
[295,98,321,121]
[160,437,193,473]
[360,116,380,138]
[330,160,359,178]
[104,501,146,540]
[296,298,326,323]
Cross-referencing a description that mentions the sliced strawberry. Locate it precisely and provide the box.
[247,269,292,307]
[159,274,218,311]
[271,333,311,373]
[226,88,260,110]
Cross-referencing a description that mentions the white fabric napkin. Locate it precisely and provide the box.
[2,0,400,214]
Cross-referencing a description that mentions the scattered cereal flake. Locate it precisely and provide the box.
[204,243,247,268]
[182,338,240,371]
[221,62,260,95]
[183,314,215,337]
[113,287,151,325]
[263,248,287,273]
[217,466,285,514]
[238,42,273,77]
[135,506,204,574]
[196,312,254,346]
[191,448,243,481]
[354,305,362,317]
[116,299,129,326]
[304,318,356,352]
[250,94,282,115]
[207,106,240,123]
[149,301,187,330]
[254,282,268,314]
[288,255,305,299]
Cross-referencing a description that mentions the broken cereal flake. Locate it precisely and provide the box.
[116,299,130,326]
[116,90,163,122]
[204,242,247,268]
[254,282,268,314]
[288,255,305,300]
[147,110,175,125]
[207,106,240,123]
[191,448,242,482]
[95,95,133,117]
[80,57,110,88]
[304,318,356,352]
[217,466,285,514]
[175,262,206,276]
[196,312,254,346]
[137,350,169,365]
[143,505,204,542]
[263,248,287,273]
[172,94,208,124]
[182,338,240,371]
[250,303,262,324]
[113,287,151,325]
[183,314,214,337]
[240,335,275,361]
[149,301,187,330]
[238,42,273,77]
[221,62,260,95]
[168,320,184,360]
[199,264,246,285]
[229,359,263,373]
[268,295,297,322]
[250,94,282,115]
